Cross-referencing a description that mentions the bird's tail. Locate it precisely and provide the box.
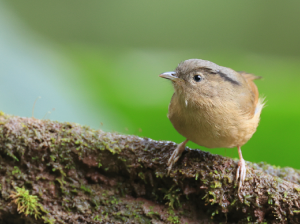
[254,97,266,117]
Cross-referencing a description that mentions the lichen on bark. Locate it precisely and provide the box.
[0,112,300,223]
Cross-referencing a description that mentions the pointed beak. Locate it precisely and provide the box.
[159,71,178,81]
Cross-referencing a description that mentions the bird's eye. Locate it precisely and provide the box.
[193,75,202,82]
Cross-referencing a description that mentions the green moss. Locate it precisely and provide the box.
[155,171,164,178]
[201,192,208,200]
[42,216,56,224]
[294,187,300,192]
[230,198,237,206]
[80,185,92,194]
[93,215,102,221]
[138,172,146,183]
[211,209,219,217]
[195,173,199,180]
[50,155,56,162]
[201,179,208,185]
[247,216,252,222]
[146,206,160,217]
[163,186,181,209]
[167,215,180,224]
[211,181,222,188]
[9,186,46,219]
[167,208,180,224]
[12,166,21,175]
[6,151,19,162]
[110,196,119,205]
[1,112,300,223]
[268,197,273,205]
[223,174,233,184]
[244,195,252,206]
[209,191,217,205]
[102,141,121,154]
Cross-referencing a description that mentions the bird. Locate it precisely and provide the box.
[159,59,264,189]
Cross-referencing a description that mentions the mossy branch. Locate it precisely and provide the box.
[0,112,300,223]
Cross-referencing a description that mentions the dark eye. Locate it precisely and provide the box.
[193,75,202,82]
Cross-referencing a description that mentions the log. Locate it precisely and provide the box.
[0,112,299,223]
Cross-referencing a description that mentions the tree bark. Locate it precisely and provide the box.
[0,112,299,223]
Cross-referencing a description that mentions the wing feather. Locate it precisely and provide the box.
[238,72,262,117]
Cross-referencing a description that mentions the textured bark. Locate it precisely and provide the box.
[0,112,300,223]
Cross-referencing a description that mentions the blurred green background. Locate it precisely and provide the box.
[1,0,300,168]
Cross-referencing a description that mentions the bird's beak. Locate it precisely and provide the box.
[159,71,178,82]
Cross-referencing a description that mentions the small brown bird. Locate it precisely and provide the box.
[159,59,264,189]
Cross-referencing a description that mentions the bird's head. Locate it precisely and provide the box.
[159,59,244,100]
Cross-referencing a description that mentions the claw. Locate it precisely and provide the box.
[236,146,247,191]
[236,157,246,189]
[167,139,188,174]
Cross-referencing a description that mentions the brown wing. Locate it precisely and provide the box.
[238,72,261,116]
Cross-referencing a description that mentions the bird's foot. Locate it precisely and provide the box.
[236,157,246,191]
[167,139,188,174]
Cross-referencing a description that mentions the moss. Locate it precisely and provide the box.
[243,195,252,206]
[93,215,102,221]
[55,177,67,187]
[6,150,19,162]
[167,215,180,224]
[80,185,92,194]
[247,216,252,222]
[138,172,146,183]
[167,208,180,224]
[162,186,182,209]
[50,155,56,161]
[223,174,233,184]
[295,187,300,192]
[155,171,164,178]
[9,186,46,219]
[12,166,21,175]
[42,216,56,224]
[110,196,119,205]
[211,180,222,188]
[146,206,160,217]
[1,113,300,223]
[211,209,219,217]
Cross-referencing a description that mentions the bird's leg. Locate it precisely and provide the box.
[236,145,246,190]
[167,139,189,174]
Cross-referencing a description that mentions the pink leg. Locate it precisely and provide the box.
[236,146,246,190]
[167,139,189,174]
